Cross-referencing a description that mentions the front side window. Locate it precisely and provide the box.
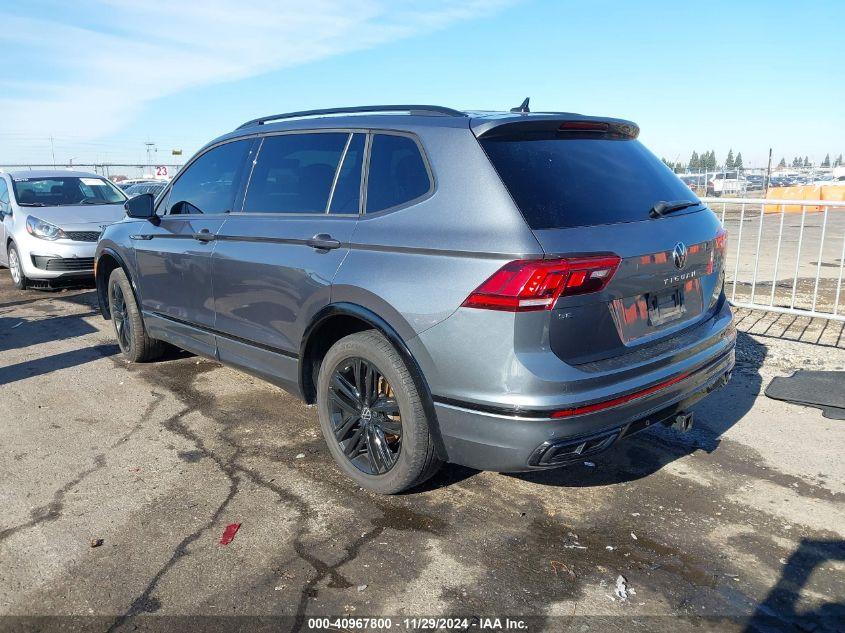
[10,176,126,207]
[366,134,431,213]
[243,133,349,214]
[166,140,250,215]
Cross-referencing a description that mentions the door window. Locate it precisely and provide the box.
[366,134,431,213]
[166,139,250,215]
[243,133,349,214]
[0,179,9,214]
[329,133,365,214]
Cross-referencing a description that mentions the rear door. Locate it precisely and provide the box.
[211,131,364,388]
[134,138,253,356]
[479,126,726,364]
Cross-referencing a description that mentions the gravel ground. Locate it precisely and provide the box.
[0,276,843,632]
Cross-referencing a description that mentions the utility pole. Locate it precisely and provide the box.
[49,135,56,167]
[144,142,156,176]
[765,147,773,193]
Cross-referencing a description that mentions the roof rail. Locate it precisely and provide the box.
[236,105,467,129]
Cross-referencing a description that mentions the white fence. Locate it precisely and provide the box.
[702,197,845,322]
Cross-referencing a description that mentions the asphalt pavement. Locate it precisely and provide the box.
[0,276,843,632]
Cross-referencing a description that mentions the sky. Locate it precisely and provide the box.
[1,0,843,168]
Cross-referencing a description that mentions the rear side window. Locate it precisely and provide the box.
[244,133,348,214]
[366,134,431,213]
[480,137,699,230]
[329,133,365,214]
[167,139,250,215]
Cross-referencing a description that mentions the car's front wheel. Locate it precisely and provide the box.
[316,330,442,494]
[107,268,166,362]
[7,244,28,290]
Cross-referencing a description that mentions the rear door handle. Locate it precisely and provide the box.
[305,233,341,250]
[193,228,216,242]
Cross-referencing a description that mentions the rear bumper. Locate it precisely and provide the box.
[434,346,735,472]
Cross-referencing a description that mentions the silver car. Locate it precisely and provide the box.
[0,170,127,288]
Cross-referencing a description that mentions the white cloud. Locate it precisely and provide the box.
[0,0,517,143]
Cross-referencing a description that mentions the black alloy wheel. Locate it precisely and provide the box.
[327,357,402,475]
[110,281,131,351]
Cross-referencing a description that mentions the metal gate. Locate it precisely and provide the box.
[701,196,845,322]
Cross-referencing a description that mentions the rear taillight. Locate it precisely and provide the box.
[707,227,728,274]
[714,227,727,255]
[462,255,621,312]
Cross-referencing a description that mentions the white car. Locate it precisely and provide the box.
[707,171,747,196]
[0,170,127,289]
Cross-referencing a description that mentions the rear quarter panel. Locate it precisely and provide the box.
[332,124,542,341]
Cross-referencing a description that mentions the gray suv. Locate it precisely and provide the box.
[95,105,735,494]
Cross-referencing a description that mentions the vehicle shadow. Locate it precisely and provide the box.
[745,538,845,632]
[506,331,764,489]
[0,280,114,383]
[0,314,99,353]
[0,343,120,385]
[0,286,99,312]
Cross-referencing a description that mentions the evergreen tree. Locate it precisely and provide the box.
[725,149,735,170]
[821,153,831,168]
[835,154,843,167]
[689,151,700,171]
[803,156,810,168]
[734,152,743,170]
[778,157,786,168]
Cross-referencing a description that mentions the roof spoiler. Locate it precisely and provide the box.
[472,115,639,140]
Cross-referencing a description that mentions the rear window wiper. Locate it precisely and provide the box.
[649,200,701,218]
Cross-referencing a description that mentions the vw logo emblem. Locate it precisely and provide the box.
[360,407,373,423]
[672,242,688,270]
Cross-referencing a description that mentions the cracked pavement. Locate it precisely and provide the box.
[0,277,843,632]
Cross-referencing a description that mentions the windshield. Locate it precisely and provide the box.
[11,176,127,207]
[480,137,699,229]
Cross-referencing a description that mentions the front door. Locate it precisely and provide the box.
[211,131,365,390]
[133,138,253,356]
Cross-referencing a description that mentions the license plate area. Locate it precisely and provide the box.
[648,288,686,326]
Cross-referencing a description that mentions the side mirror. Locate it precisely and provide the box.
[124,193,155,220]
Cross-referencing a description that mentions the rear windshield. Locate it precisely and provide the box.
[480,137,699,230]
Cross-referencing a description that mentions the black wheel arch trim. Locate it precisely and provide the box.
[95,247,140,320]
[300,302,449,461]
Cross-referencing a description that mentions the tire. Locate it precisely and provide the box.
[316,330,442,494]
[107,267,166,362]
[7,244,28,290]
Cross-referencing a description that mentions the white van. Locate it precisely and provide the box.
[707,171,746,196]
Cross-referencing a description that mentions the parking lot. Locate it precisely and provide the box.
[1,276,844,631]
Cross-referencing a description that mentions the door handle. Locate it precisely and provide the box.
[193,228,216,243]
[305,233,341,250]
